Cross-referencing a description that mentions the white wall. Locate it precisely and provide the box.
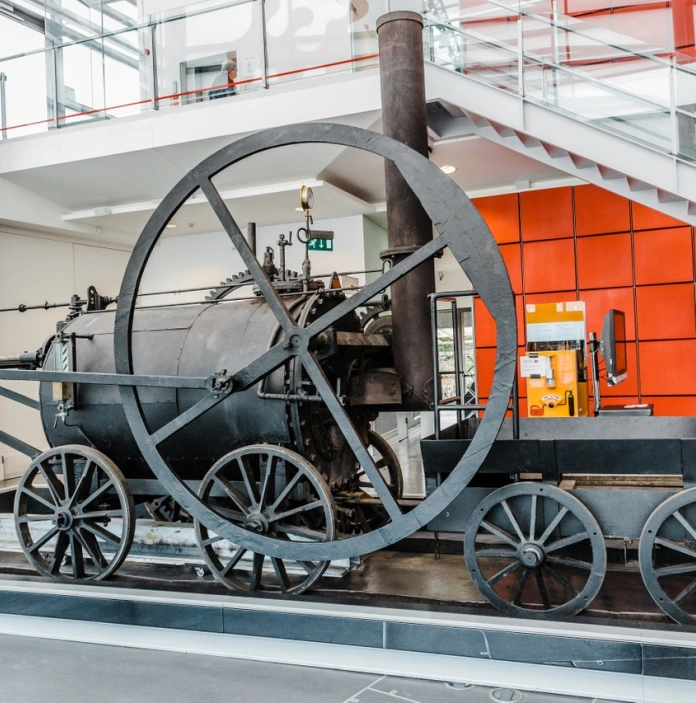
[139,214,368,304]
[0,229,129,479]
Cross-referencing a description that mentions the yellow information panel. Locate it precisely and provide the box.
[521,302,588,418]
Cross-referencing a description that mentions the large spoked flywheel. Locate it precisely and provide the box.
[113,123,517,562]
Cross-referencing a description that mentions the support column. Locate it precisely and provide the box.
[377,11,435,410]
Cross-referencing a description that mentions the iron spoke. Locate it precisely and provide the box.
[535,569,551,609]
[37,464,63,506]
[501,500,525,542]
[213,475,251,516]
[201,179,297,334]
[299,561,318,574]
[69,533,85,579]
[68,461,95,508]
[49,533,69,574]
[547,555,593,571]
[76,510,123,521]
[201,534,224,548]
[479,520,520,548]
[236,456,259,506]
[274,523,327,541]
[16,514,55,523]
[150,392,228,446]
[545,531,589,553]
[674,577,696,606]
[673,510,696,542]
[512,568,529,606]
[475,548,518,559]
[300,349,402,520]
[61,452,73,501]
[258,454,277,510]
[81,522,120,545]
[219,546,247,577]
[77,480,114,511]
[74,527,108,569]
[529,494,537,541]
[487,559,521,586]
[269,471,303,513]
[21,487,56,513]
[654,537,696,560]
[655,562,696,577]
[269,500,323,524]
[543,564,578,597]
[538,506,569,545]
[249,552,265,590]
[271,558,291,592]
[28,526,59,554]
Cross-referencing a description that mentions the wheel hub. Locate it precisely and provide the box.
[244,512,269,534]
[519,542,545,568]
[54,508,75,532]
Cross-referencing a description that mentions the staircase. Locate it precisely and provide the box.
[422,0,696,225]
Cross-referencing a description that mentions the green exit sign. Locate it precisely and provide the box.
[308,238,334,251]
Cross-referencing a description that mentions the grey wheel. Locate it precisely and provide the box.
[194,444,335,595]
[14,445,135,581]
[639,488,696,624]
[464,483,606,618]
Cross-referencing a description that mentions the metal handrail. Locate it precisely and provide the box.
[433,0,696,78]
[425,19,677,115]
[0,0,253,64]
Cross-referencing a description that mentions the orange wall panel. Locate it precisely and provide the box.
[574,185,630,236]
[641,397,696,416]
[635,227,693,285]
[636,283,696,340]
[473,193,520,244]
[577,233,633,289]
[500,244,523,293]
[520,187,574,241]
[474,296,525,348]
[632,202,688,230]
[523,239,577,293]
[580,287,636,341]
[639,340,696,395]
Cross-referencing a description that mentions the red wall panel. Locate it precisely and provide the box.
[473,193,520,244]
[575,184,630,236]
[523,239,577,293]
[520,187,574,241]
[635,227,694,284]
[636,283,696,340]
[577,233,633,289]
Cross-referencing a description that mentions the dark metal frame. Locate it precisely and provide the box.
[112,122,517,561]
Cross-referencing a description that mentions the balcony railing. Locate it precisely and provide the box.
[423,0,696,162]
[0,0,384,140]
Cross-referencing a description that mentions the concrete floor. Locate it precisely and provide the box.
[0,633,620,703]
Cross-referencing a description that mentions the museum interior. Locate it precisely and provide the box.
[1,0,696,701]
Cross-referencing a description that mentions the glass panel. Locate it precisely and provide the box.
[154,1,264,109]
[57,41,106,126]
[265,0,357,88]
[0,52,52,138]
[103,29,149,119]
[350,0,386,68]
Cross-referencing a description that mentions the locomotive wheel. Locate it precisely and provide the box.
[357,430,403,499]
[114,123,517,562]
[464,483,606,618]
[194,445,335,595]
[639,488,696,624]
[14,445,135,581]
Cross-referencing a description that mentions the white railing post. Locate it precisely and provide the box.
[150,24,159,110]
[670,60,680,158]
[517,9,524,97]
[0,72,6,140]
[261,0,269,88]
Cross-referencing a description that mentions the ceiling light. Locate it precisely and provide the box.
[166,223,177,228]
[440,164,457,175]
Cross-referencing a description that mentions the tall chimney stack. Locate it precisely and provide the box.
[377,11,435,409]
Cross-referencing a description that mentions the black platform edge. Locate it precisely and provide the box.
[0,580,694,680]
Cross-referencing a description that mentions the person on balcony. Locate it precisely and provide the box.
[209,59,238,100]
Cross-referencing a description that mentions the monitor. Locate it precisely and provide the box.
[600,309,627,386]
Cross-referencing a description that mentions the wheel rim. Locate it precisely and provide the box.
[356,430,403,499]
[639,488,696,624]
[114,122,517,561]
[14,445,135,581]
[464,483,606,618]
[194,444,334,595]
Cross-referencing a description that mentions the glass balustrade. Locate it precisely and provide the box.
[0,0,381,139]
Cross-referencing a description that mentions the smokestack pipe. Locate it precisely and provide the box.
[377,11,435,410]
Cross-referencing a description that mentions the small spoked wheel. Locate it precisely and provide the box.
[464,483,606,618]
[194,445,335,595]
[14,445,135,581]
[356,430,403,499]
[639,488,696,624]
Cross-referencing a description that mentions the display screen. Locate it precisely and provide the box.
[601,309,628,385]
